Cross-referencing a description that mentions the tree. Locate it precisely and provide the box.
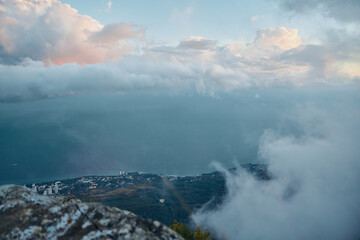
[170,220,194,240]
[170,220,214,240]
[194,226,212,240]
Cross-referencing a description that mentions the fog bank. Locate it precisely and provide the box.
[193,105,360,240]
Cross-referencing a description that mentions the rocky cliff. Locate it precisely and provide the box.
[0,185,183,240]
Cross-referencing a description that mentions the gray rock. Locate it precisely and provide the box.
[0,185,183,240]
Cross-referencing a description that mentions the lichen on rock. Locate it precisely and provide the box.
[0,185,183,240]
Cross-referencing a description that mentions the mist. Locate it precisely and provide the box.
[1,87,358,186]
[193,103,360,239]
[0,89,279,183]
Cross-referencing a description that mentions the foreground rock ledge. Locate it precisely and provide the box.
[0,185,183,240]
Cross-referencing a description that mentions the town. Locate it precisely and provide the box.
[25,170,226,224]
[25,165,268,225]
[27,171,176,197]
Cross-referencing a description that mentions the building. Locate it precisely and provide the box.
[53,183,59,194]
[31,184,37,192]
[43,186,52,195]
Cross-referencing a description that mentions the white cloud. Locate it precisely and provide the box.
[107,0,112,11]
[193,105,360,240]
[0,1,358,101]
[170,6,194,22]
[0,0,143,65]
[279,31,360,80]
[254,27,301,50]
[0,25,359,102]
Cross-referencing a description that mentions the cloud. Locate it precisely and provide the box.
[178,36,217,51]
[0,3,359,104]
[0,58,197,102]
[280,0,360,23]
[193,105,360,240]
[0,0,143,65]
[254,27,301,50]
[250,15,258,22]
[107,0,112,12]
[170,6,194,23]
[89,23,143,44]
[279,30,360,80]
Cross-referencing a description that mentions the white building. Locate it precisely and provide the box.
[43,186,53,195]
[53,183,59,194]
[31,183,37,192]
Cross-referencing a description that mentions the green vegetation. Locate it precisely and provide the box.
[30,165,268,225]
[170,220,215,240]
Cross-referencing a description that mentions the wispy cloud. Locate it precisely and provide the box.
[250,15,258,22]
[170,6,194,23]
[106,0,112,12]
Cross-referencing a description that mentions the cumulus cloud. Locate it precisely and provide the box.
[0,25,305,101]
[279,31,360,80]
[254,27,301,50]
[147,27,358,89]
[0,0,143,65]
[280,0,360,23]
[0,0,359,104]
[193,105,360,240]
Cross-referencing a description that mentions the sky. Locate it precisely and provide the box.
[0,0,360,238]
[0,1,359,178]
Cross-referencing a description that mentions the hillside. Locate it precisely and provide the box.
[0,185,183,240]
[26,164,269,225]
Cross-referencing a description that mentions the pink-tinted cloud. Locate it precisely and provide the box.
[254,27,301,50]
[0,21,358,102]
[0,0,143,65]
